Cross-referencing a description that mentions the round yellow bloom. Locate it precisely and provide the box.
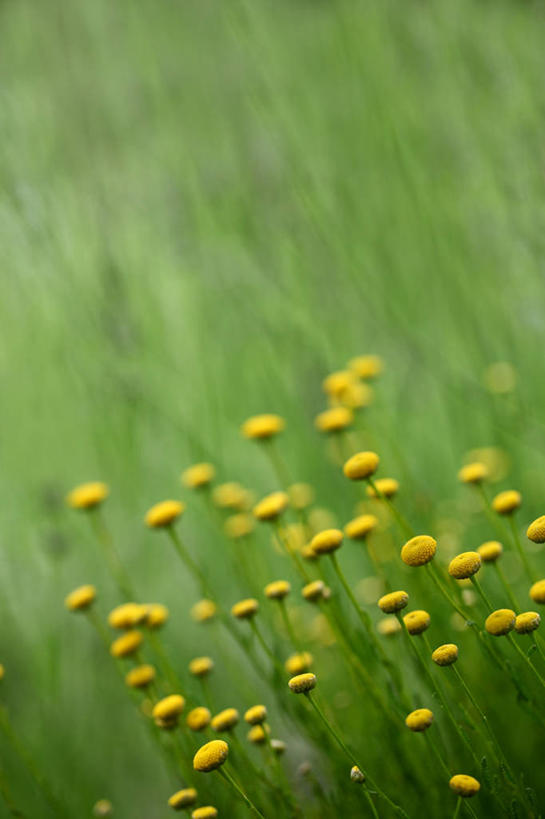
[193,740,229,772]
[448,552,481,580]
[310,529,343,555]
[192,808,218,819]
[348,355,383,380]
[485,609,516,636]
[271,739,286,755]
[344,514,379,540]
[530,580,545,604]
[401,535,437,567]
[244,705,267,725]
[191,599,217,622]
[405,708,434,732]
[302,580,326,602]
[211,708,239,732]
[302,543,318,561]
[285,652,313,675]
[432,644,458,666]
[288,483,314,510]
[67,481,108,510]
[343,451,380,481]
[366,478,399,499]
[377,617,402,637]
[340,381,374,410]
[288,673,317,693]
[378,590,408,614]
[125,664,156,689]
[153,695,186,723]
[212,482,246,510]
[515,611,541,634]
[247,725,268,744]
[492,490,521,516]
[403,610,431,635]
[449,774,481,798]
[65,584,96,612]
[315,407,353,433]
[110,630,143,658]
[323,370,356,398]
[144,603,168,629]
[168,788,198,810]
[477,541,503,563]
[241,413,285,440]
[145,500,185,528]
[458,462,488,484]
[181,463,215,489]
[187,707,212,732]
[231,598,259,619]
[527,516,545,544]
[108,603,147,629]
[265,580,291,600]
[350,765,365,783]
[189,657,214,677]
[253,491,289,522]
[93,800,113,817]
[0,664,4,681]
[224,513,254,540]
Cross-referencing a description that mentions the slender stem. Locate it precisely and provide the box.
[424,731,451,779]
[250,620,286,677]
[146,630,182,693]
[278,599,303,652]
[273,522,310,583]
[453,796,462,819]
[89,509,134,599]
[219,766,266,818]
[508,634,545,692]
[426,563,472,624]
[85,607,111,651]
[167,527,209,597]
[262,439,292,490]
[364,787,380,819]
[493,562,519,610]
[366,478,414,539]
[508,516,537,584]
[470,575,493,613]
[531,633,545,666]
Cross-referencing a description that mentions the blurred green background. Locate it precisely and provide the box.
[2,0,545,816]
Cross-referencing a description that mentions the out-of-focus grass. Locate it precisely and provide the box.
[1,0,545,815]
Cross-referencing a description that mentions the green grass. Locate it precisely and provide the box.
[2,0,545,816]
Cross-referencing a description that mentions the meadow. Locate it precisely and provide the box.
[2,0,545,816]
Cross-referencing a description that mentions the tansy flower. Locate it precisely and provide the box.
[401,535,437,567]
[181,463,215,490]
[65,585,96,612]
[477,541,503,563]
[288,673,317,693]
[271,739,286,755]
[530,580,545,604]
[0,665,4,681]
[253,491,289,522]
[302,580,326,602]
[448,552,481,580]
[348,355,383,380]
[492,490,521,516]
[145,500,185,528]
[340,381,374,410]
[377,617,402,637]
[378,590,409,614]
[192,808,218,819]
[403,610,431,635]
[432,644,458,666]
[343,451,380,481]
[193,740,229,772]
[125,664,156,689]
[244,705,267,725]
[231,598,259,619]
[191,600,217,623]
[108,603,147,629]
[315,407,353,433]
[211,708,239,732]
[405,708,434,732]
[264,580,291,600]
[302,543,318,562]
[168,788,198,810]
[189,657,214,677]
[110,630,143,658]
[366,478,399,499]
[515,612,541,634]
[93,800,113,817]
[187,707,212,732]
[449,775,480,798]
[288,483,314,510]
[212,482,246,510]
[310,529,343,555]
[66,481,108,510]
[458,463,488,484]
[153,695,186,722]
[350,765,365,783]
[323,370,356,398]
[285,652,313,675]
[485,609,516,636]
[527,516,545,544]
[344,514,379,540]
[145,603,169,629]
[247,725,270,744]
[224,513,254,540]
[241,413,285,440]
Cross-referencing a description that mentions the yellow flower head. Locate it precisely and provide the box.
[485,608,516,636]
[448,551,481,580]
[67,481,108,510]
[449,774,480,798]
[231,598,259,620]
[125,664,156,689]
[241,413,285,440]
[343,451,380,481]
[145,603,169,629]
[285,652,313,675]
[340,381,374,410]
[302,580,326,602]
[191,599,217,623]
[405,708,434,732]
[253,491,289,522]
[247,724,270,744]
[93,800,113,817]
[527,516,545,544]
[344,514,379,540]
[432,644,458,666]
[377,616,402,637]
[145,500,185,528]
[403,610,431,635]
[224,513,254,540]
[211,708,239,732]
[0,664,4,681]
[310,528,343,556]
[108,603,148,629]
[288,673,317,693]
[181,463,215,490]
[187,707,212,732]
[477,541,503,563]
[288,483,314,510]
[110,630,143,658]
[302,543,318,562]
[401,535,437,567]
[348,355,383,380]
[458,462,488,485]
[515,611,541,634]
[315,407,353,434]
[244,705,267,725]
[193,739,229,772]
[492,490,521,516]
[192,808,218,819]
[366,478,399,499]
[530,580,545,604]
[484,361,516,394]
[265,580,291,600]
[65,584,96,612]
[350,765,366,783]
[212,482,246,510]
[189,657,214,677]
[168,788,198,810]
[323,370,356,398]
[378,590,409,614]
[153,695,186,722]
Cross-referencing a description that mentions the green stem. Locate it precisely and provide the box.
[366,478,414,539]
[262,439,292,490]
[531,633,545,666]
[364,787,380,819]
[453,796,462,819]
[167,527,209,597]
[278,599,303,652]
[146,630,183,694]
[89,509,135,599]
[273,522,310,583]
[250,620,286,677]
[493,562,519,610]
[470,575,493,613]
[508,516,538,584]
[219,766,266,818]
[508,633,545,692]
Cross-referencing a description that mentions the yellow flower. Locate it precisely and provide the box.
[192,808,218,819]
[403,610,431,635]
[485,609,516,636]
[458,462,488,484]
[181,463,215,489]
[315,407,354,433]
[247,724,269,744]
[302,580,326,602]
[350,765,366,783]
[145,500,185,528]
[514,612,541,634]
[244,705,267,725]
[530,580,545,604]
[193,740,229,772]
[526,516,545,544]
[93,800,113,817]
[108,603,147,629]
[145,603,169,629]
[483,361,516,394]
[432,644,458,666]
[264,580,291,600]
[125,664,156,689]
[477,541,503,563]
[253,491,289,522]
[187,707,212,732]
[224,513,254,540]
[377,616,402,637]
[288,483,315,510]
[492,490,521,516]
[401,535,437,567]
[340,381,374,410]
[153,695,186,722]
[449,774,481,798]
[110,630,143,658]
[231,598,259,619]
[366,478,399,499]
[66,481,109,510]
[65,584,96,612]
[378,590,408,614]
[189,657,214,677]
[343,451,380,481]
[241,413,285,440]
[212,482,246,510]
[348,355,383,380]
[323,370,356,398]
[211,708,239,732]
[448,552,482,580]
[288,673,317,693]
[0,664,4,681]
[405,708,434,732]
[344,514,379,540]
[310,528,343,555]
[191,599,217,622]
[168,788,198,810]
[285,652,313,675]
[302,543,318,562]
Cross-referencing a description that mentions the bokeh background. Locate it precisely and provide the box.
[2,0,545,816]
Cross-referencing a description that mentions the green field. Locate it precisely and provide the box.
[2,0,545,817]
